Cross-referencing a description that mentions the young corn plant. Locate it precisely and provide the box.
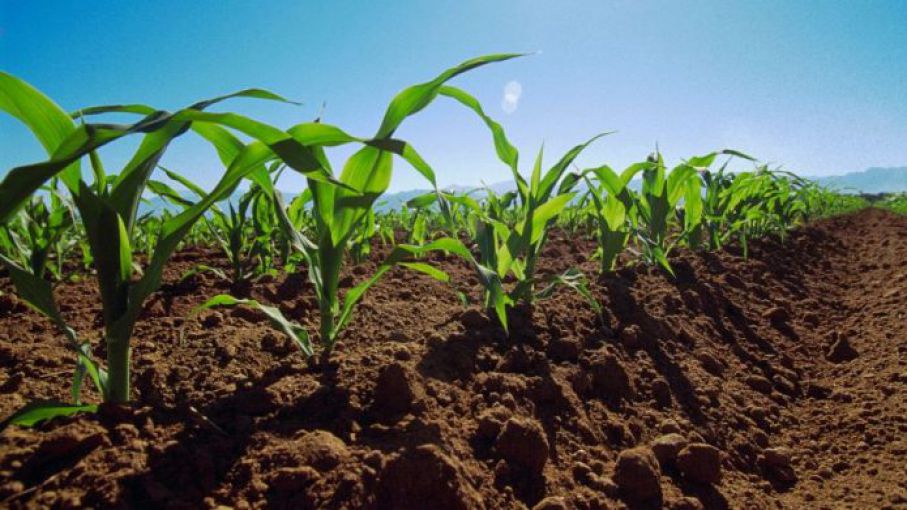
[472,145,605,329]
[408,86,608,330]
[0,180,76,281]
[188,54,525,357]
[348,208,377,264]
[150,166,282,285]
[631,152,696,274]
[581,163,645,273]
[0,71,336,420]
[880,193,907,215]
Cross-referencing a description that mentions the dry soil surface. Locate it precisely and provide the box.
[0,208,904,509]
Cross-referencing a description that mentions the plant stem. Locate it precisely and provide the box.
[105,337,131,403]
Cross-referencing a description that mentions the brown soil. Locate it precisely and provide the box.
[0,208,904,510]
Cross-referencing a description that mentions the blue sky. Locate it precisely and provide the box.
[1,1,905,192]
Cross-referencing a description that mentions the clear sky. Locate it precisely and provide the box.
[1,1,905,192]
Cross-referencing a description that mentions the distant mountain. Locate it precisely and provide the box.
[812,167,907,194]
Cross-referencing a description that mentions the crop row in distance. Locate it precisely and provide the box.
[0,54,868,428]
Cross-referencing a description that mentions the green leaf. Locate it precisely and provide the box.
[536,268,601,316]
[0,72,81,216]
[439,85,522,194]
[147,179,195,208]
[406,191,439,209]
[399,262,450,282]
[666,164,699,207]
[530,192,575,243]
[538,132,612,202]
[179,264,228,283]
[376,53,525,139]
[0,88,296,223]
[332,146,393,246]
[0,72,77,154]
[588,165,623,196]
[334,239,461,333]
[183,294,313,357]
[159,165,208,198]
[0,400,98,431]
[0,254,75,339]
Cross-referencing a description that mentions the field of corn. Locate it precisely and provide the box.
[0,56,905,509]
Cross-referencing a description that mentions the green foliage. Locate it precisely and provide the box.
[582,164,642,273]
[271,54,522,352]
[0,55,867,430]
[419,86,610,331]
[183,294,314,356]
[0,71,298,405]
[880,193,907,214]
[0,401,98,431]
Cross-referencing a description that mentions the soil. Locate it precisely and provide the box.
[0,208,904,510]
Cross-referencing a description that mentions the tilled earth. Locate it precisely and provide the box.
[0,208,904,509]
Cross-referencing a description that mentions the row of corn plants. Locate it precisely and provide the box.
[0,55,863,427]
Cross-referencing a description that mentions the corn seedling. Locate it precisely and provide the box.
[0,180,76,281]
[408,86,610,330]
[266,54,524,354]
[0,71,311,416]
[582,163,645,273]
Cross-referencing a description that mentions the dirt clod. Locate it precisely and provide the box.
[584,348,635,401]
[676,443,723,484]
[376,444,483,510]
[612,446,663,503]
[495,416,549,474]
[652,433,689,467]
[372,362,426,416]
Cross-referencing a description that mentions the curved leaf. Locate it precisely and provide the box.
[376,53,525,138]
[1,400,98,431]
[182,294,313,356]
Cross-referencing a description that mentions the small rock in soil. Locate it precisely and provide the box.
[761,447,792,468]
[475,405,511,440]
[495,416,549,474]
[760,446,797,483]
[459,309,488,329]
[652,433,689,467]
[696,351,726,376]
[676,443,723,484]
[547,336,582,361]
[267,466,319,492]
[659,419,683,434]
[612,446,663,504]
[261,332,291,354]
[36,425,109,458]
[745,374,774,394]
[805,380,832,399]
[584,348,635,401]
[0,293,20,313]
[294,430,349,472]
[669,496,705,510]
[217,343,237,360]
[202,311,224,328]
[652,378,673,408]
[234,387,278,415]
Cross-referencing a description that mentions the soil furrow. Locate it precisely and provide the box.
[0,209,904,509]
